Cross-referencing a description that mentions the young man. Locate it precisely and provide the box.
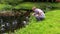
[32,7,45,21]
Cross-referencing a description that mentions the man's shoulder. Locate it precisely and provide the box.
[36,8,43,12]
[36,8,42,11]
[34,8,43,12]
[36,8,41,10]
[34,8,40,11]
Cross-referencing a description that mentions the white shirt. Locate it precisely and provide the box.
[34,8,45,18]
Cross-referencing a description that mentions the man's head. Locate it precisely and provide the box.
[32,7,36,11]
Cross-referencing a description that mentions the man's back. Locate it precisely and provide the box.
[34,8,45,18]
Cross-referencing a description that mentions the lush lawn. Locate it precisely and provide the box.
[0,4,12,10]
[14,10,60,34]
[15,2,60,9]
[0,2,60,10]
[0,2,60,34]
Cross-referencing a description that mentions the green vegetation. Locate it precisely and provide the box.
[0,4,12,10]
[15,2,60,9]
[14,10,60,34]
[0,0,60,34]
[0,0,23,5]
[0,0,60,10]
[0,2,60,11]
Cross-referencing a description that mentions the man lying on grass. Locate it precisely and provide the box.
[32,7,45,21]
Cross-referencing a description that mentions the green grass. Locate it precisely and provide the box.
[0,4,12,10]
[0,2,60,10]
[14,10,60,34]
[15,2,60,9]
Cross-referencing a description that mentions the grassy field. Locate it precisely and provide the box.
[15,2,60,9]
[0,4,12,10]
[0,2,60,10]
[14,10,60,34]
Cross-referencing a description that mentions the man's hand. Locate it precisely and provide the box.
[32,13,35,16]
[32,13,39,17]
